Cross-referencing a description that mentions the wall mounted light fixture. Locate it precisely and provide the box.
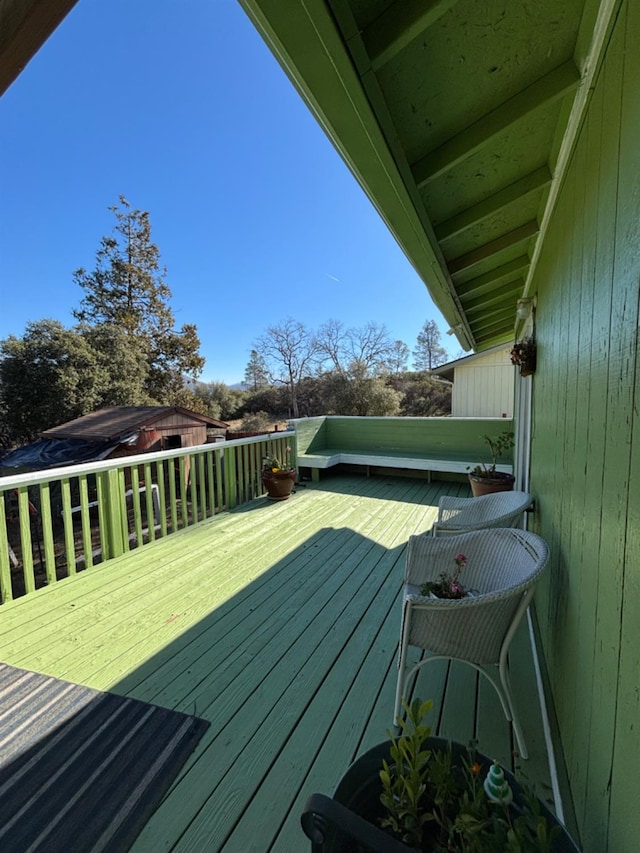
[516,297,533,321]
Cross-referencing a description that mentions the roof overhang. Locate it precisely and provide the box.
[239,0,620,352]
[0,0,79,95]
[430,342,513,382]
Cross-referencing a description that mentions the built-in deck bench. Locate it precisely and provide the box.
[291,416,514,482]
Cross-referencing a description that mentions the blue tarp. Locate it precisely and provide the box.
[0,438,120,472]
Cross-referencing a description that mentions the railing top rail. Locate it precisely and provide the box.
[288,416,513,423]
[0,430,296,491]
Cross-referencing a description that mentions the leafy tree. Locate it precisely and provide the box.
[244,349,269,391]
[413,319,447,370]
[254,318,319,418]
[320,366,401,416]
[194,381,244,420]
[81,324,150,406]
[0,320,103,443]
[390,371,451,416]
[241,385,288,419]
[239,411,272,432]
[0,391,12,450]
[73,196,204,401]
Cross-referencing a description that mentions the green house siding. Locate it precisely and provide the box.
[529,3,639,850]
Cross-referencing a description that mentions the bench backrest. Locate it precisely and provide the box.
[292,416,514,464]
[291,417,330,454]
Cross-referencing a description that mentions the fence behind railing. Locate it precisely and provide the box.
[0,431,295,605]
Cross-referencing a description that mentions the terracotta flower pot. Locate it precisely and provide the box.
[262,469,296,501]
[468,471,515,496]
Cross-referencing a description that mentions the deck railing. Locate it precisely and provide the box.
[0,431,296,605]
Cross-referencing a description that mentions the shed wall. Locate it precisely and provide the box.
[528,3,639,850]
[451,348,514,417]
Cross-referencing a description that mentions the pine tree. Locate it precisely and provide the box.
[413,320,447,370]
[244,349,269,391]
[73,196,204,402]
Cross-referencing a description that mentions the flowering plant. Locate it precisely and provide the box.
[420,552,469,599]
[262,446,294,474]
[510,337,537,375]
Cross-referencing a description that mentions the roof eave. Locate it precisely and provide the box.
[0,0,80,96]
[238,0,473,351]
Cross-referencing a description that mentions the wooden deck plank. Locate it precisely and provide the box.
[137,479,434,850]
[476,663,513,769]
[437,660,478,744]
[0,475,552,852]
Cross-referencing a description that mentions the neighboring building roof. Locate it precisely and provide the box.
[430,344,513,383]
[42,406,228,442]
[0,438,120,472]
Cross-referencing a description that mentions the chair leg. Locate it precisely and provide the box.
[499,658,528,759]
[393,606,411,724]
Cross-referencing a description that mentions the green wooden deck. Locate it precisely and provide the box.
[0,474,555,852]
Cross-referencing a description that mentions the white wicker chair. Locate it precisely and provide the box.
[394,528,549,758]
[431,491,532,536]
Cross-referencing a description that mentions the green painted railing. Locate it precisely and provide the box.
[0,431,295,605]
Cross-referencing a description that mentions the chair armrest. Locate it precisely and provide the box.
[436,495,473,523]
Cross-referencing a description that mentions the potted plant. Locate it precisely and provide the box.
[301,698,580,852]
[262,446,296,500]
[510,338,537,376]
[420,552,471,599]
[468,431,515,497]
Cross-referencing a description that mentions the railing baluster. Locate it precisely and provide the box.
[179,457,188,528]
[190,454,198,526]
[17,488,35,593]
[169,458,178,532]
[156,459,168,537]
[39,482,57,585]
[60,478,76,577]
[118,468,130,554]
[0,492,13,603]
[206,450,215,517]
[225,445,238,509]
[96,472,110,561]
[78,475,93,570]
[143,462,155,542]
[215,447,224,512]
[130,466,143,547]
[198,454,206,520]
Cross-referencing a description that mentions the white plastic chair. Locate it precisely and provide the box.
[431,491,532,536]
[394,528,549,758]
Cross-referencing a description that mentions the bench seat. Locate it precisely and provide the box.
[297,448,512,481]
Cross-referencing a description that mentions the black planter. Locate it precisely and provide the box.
[301,738,580,852]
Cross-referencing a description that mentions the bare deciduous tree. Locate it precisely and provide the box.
[254,318,319,418]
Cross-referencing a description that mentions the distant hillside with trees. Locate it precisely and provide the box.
[190,317,452,429]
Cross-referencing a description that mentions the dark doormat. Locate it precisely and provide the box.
[0,662,209,852]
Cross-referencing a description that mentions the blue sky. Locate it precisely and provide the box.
[0,0,456,385]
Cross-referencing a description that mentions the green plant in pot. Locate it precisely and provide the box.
[468,431,515,497]
[262,446,296,500]
[301,698,580,852]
